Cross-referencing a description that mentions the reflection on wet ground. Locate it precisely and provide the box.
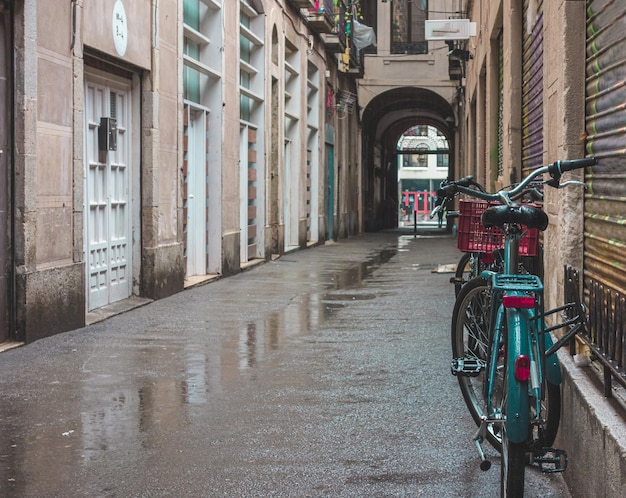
[237,245,398,371]
[0,232,571,496]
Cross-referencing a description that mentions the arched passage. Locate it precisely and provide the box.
[360,87,456,231]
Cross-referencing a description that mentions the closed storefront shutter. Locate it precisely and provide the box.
[585,0,626,295]
[497,32,504,179]
[522,0,543,176]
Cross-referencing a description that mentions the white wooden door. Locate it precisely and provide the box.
[284,139,298,250]
[283,139,292,248]
[84,76,132,310]
[186,110,206,277]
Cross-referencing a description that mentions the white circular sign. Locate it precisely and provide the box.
[112,0,128,57]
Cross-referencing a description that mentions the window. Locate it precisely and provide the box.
[391,0,428,55]
[397,125,449,169]
[239,2,264,123]
[183,0,221,104]
[437,149,449,169]
[417,144,429,167]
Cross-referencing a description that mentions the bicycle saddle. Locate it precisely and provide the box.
[481,204,549,231]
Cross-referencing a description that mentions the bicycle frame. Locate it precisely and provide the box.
[483,225,539,443]
[481,226,560,438]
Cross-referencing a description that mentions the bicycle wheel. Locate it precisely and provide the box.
[529,311,561,448]
[454,253,472,297]
[498,319,527,498]
[454,253,485,297]
[542,382,561,447]
[451,277,504,450]
[501,421,527,497]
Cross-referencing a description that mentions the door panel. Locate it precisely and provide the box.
[84,75,132,310]
[326,145,334,241]
[185,109,207,277]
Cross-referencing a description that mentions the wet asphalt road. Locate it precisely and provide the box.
[0,231,571,497]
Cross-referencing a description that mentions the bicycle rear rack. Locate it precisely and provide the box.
[492,273,543,293]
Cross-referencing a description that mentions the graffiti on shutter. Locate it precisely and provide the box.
[497,33,504,178]
[585,0,626,295]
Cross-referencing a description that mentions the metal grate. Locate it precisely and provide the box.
[565,266,626,396]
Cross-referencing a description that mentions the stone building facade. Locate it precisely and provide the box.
[5,0,186,342]
[2,0,363,343]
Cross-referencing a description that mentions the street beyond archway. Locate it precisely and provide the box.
[0,231,570,496]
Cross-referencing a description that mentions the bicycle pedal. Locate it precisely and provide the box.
[450,277,464,285]
[451,357,485,377]
[534,448,568,473]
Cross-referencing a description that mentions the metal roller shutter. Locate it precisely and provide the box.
[522,0,543,176]
[497,32,504,180]
[585,0,626,295]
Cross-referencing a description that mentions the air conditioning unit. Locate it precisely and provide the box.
[425,19,476,40]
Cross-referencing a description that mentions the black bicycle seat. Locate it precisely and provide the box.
[481,205,549,231]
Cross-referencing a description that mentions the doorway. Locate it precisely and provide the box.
[84,72,133,311]
[184,107,207,277]
[326,144,335,241]
[284,138,299,250]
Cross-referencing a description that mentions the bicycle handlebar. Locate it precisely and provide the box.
[548,158,597,176]
[439,157,597,205]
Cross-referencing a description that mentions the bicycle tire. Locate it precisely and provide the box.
[527,303,561,448]
[454,252,490,297]
[454,253,472,297]
[500,315,527,498]
[501,303,564,496]
[451,276,504,450]
[542,381,560,447]
[501,425,527,497]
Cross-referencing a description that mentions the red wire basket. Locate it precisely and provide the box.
[456,199,540,256]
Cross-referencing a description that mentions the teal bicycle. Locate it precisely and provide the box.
[440,158,596,497]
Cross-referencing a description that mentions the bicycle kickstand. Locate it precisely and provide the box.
[474,417,492,471]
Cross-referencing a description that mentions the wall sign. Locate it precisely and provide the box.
[112,0,127,57]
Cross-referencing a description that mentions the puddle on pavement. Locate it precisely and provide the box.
[235,243,398,370]
[322,247,397,290]
[0,242,402,494]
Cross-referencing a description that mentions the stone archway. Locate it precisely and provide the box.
[360,87,456,231]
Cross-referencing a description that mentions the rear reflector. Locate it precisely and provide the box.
[514,355,531,382]
[502,295,535,309]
